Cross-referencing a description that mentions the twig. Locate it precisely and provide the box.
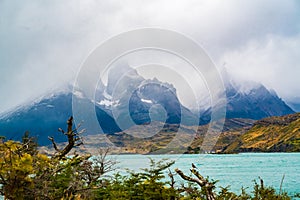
[279,174,285,195]
[48,136,60,152]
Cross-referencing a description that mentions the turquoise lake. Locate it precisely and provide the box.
[1,153,299,199]
[113,153,300,197]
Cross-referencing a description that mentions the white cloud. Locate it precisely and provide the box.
[221,34,300,100]
[0,0,300,112]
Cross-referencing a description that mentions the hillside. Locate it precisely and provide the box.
[38,118,254,155]
[224,113,300,153]
[38,114,300,154]
[77,118,254,154]
[100,114,300,154]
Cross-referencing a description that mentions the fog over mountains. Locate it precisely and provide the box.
[0,65,294,145]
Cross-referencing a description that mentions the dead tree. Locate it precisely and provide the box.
[78,147,119,188]
[48,116,84,159]
[175,165,216,200]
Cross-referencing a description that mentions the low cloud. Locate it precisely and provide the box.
[0,0,299,112]
[221,34,300,101]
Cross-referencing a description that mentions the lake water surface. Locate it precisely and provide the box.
[113,153,300,197]
[1,153,299,200]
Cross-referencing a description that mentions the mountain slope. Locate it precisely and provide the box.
[0,90,123,145]
[224,113,300,153]
[226,83,294,119]
[0,93,72,145]
[200,83,294,124]
[97,65,199,128]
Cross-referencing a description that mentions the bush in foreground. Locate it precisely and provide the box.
[0,117,294,199]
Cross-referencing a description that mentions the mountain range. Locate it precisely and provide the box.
[0,66,295,146]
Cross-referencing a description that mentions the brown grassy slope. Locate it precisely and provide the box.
[107,118,254,154]
[224,113,300,153]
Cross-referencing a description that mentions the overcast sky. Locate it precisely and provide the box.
[0,0,300,113]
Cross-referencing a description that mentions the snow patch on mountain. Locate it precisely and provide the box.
[73,90,85,99]
[97,99,120,107]
[141,99,153,104]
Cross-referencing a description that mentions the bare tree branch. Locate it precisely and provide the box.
[49,116,85,159]
[175,168,205,186]
[48,136,60,152]
[168,168,175,189]
[175,165,216,200]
